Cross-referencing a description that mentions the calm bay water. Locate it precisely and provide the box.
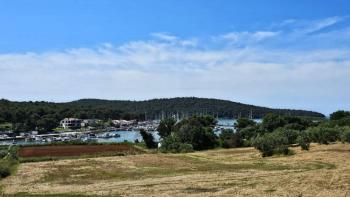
[0,119,261,145]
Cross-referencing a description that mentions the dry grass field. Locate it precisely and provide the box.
[1,143,350,197]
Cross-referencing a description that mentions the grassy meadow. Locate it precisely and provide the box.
[1,143,349,197]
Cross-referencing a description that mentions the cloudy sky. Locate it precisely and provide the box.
[1,0,350,115]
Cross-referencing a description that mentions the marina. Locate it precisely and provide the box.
[0,119,240,146]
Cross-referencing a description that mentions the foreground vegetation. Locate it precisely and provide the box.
[0,146,19,180]
[1,143,349,196]
[155,110,350,156]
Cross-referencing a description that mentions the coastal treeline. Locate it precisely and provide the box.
[72,97,324,119]
[0,97,324,133]
[155,110,350,156]
[0,99,141,133]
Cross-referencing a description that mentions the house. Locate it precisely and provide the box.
[81,119,101,127]
[112,119,136,127]
[60,118,82,129]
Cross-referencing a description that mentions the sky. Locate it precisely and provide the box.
[1,0,350,115]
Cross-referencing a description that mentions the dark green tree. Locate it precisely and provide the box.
[330,110,350,121]
[262,114,287,132]
[171,116,218,151]
[140,129,157,149]
[234,118,256,131]
[157,118,176,138]
[219,129,244,148]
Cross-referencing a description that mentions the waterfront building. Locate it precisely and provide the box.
[60,118,82,129]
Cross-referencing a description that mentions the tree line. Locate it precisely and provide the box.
[0,97,325,133]
[144,110,350,156]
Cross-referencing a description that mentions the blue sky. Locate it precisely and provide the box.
[1,0,350,115]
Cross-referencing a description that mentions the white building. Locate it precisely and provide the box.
[112,119,136,126]
[81,119,101,127]
[60,118,82,129]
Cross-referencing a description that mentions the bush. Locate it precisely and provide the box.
[174,116,218,150]
[275,128,300,144]
[252,132,290,157]
[0,150,7,159]
[178,143,194,153]
[330,110,350,121]
[0,146,19,179]
[234,118,256,131]
[157,118,176,138]
[340,127,350,143]
[296,132,311,150]
[307,126,341,144]
[160,135,193,153]
[0,163,11,178]
[140,129,157,149]
[219,129,244,148]
[240,125,264,140]
[261,114,287,132]
[334,117,350,127]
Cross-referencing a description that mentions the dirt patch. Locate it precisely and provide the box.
[19,144,142,158]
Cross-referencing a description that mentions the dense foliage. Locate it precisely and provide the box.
[252,132,291,157]
[160,135,194,153]
[155,112,336,154]
[0,97,324,133]
[330,110,350,121]
[157,118,176,138]
[249,110,350,156]
[0,146,18,179]
[157,110,350,156]
[140,129,157,149]
[219,129,244,148]
[160,116,219,152]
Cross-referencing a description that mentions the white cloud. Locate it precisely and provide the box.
[218,31,280,45]
[296,16,345,34]
[1,17,350,114]
[151,32,178,41]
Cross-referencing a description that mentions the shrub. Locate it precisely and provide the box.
[160,135,193,153]
[252,132,290,157]
[157,118,176,138]
[330,110,350,121]
[0,146,19,179]
[234,118,256,131]
[140,129,157,149]
[307,126,341,144]
[240,125,264,140]
[219,129,244,148]
[261,114,287,132]
[296,132,311,150]
[275,128,300,144]
[334,117,350,127]
[340,127,350,143]
[178,143,194,153]
[0,150,7,159]
[0,163,11,178]
[174,116,218,150]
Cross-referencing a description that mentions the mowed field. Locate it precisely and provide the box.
[2,143,350,197]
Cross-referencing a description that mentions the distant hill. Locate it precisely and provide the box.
[70,97,325,119]
[0,97,324,132]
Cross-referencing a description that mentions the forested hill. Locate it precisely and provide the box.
[70,97,324,119]
[0,97,324,132]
